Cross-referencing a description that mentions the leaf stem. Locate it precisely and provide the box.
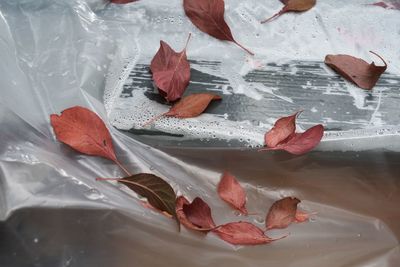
[183,32,192,51]
[142,113,166,128]
[113,159,132,176]
[234,41,254,56]
[261,9,284,24]
[369,51,387,67]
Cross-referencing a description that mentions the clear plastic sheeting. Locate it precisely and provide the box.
[0,1,399,267]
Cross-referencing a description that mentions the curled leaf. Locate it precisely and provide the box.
[262,112,324,155]
[183,0,253,55]
[110,0,138,3]
[213,222,287,245]
[266,197,300,230]
[143,93,222,127]
[262,0,316,24]
[176,196,212,232]
[97,174,178,224]
[217,172,248,214]
[325,51,387,90]
[183,197,216,230]
[150,34,191,102]
[264,111,300,148]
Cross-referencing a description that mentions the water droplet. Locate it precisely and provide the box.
[33,238,39,243]
[84,189,103,200]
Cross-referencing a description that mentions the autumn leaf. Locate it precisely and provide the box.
[50,106,130,175]
[325,51,387,90]
[295,210,313,223]
[176,196,215,232]
[261,112,324,155]
[183,0,253,55]
[261,0,316,24]
[110,0,138,3]
[97,174,178,224]
[217,172,248,215]
[143,93,222,127]
[150,34,191,102]
[265,197,300,230]
[182,197,216,230]
[368,2,400,10]
[213,222,287,245]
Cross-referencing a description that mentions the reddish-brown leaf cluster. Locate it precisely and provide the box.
[261,112,324,155]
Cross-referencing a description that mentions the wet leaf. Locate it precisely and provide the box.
[150,34,191,102]
[98,174,178,223]
[110,0,138,3]
[50,106,121,164]
[325,51,387,90]
[143,93,222,127]
[295,210,311,223]
[213,222,286,245]
[183,0,253,55]
[262,0,316,23]
[368,2,400,10]
[176,196,214,232]
[217,172,248,214]
[183,197,216,230]
[262,112,324,155]
[266,197,300,230]
[264,111,300,148]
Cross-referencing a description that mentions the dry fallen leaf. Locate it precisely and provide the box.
[183,197,216,230]
[143,93,221,127]
[213,221,287,245]
[266,197,300,230]
[217,172,248,215]
[183,0,253,55]
[325,51,387,90]
[262,0,316,24]
[150,34,191,102]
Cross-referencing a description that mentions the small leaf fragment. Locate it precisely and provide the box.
[143,93,221,127]
[110,0,138,3]
[295,210,312,223]
[217,172,248,214]
[183,0,253,55]
[325,51,387,90]
[266,197,300,230]
[150,34,191,102]
[176,196,212,232]
[213,222,286,245]
[262,0,316,24]
[183,197,216,230]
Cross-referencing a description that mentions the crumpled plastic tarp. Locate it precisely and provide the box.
[0,0,399,266]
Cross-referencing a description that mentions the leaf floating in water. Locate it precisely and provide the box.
[261,0,316,24]
[150,34,192,102]
[265,197,300,230]
[217,172,248,215]
[325,51,387,90]
[183,0,254,55]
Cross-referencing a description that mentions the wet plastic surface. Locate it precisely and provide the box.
[0,0,399,266]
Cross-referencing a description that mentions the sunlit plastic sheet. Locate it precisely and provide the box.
[0,0,399,266]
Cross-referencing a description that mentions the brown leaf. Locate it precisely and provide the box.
[50,106,132,174]
[213,222,286,245]
[183,0,253,55]
[325,51,387,90]
[217,172,248,214]
[265,197,300,230]
[182,197,216,230]
[264,111,300,148]
[176,196,213,232]
[97,174,178,224]
[110,0,138,3]
[143,93,221,127]
[150,34,191,102]
[261,0,316,24]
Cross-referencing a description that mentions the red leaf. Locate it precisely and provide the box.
[213,222,286,245]
[150,34,191,102]
[110,0,138,3]
[265,197,300,230]
[267,124,324,155]
[369,2,400,10]
[325,51,387,90]
[176,196,211,232]
[50,106,126,167]
[264,111,300,148]
[142,93,221,127]
[182,197,216,230]
[217,172,248,214]
[262,0,316,24]
[295,210,310,223]
[183,0,253,55]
